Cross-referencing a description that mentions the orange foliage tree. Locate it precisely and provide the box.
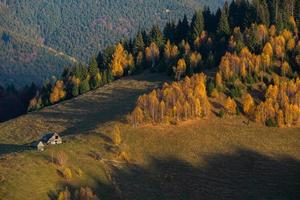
[128,73,211,126]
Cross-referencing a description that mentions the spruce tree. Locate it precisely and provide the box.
[133,31,145,54]
[253,0,270,26]
[88,57,100,89]
[79,79,90,94]
[175,15,189,43]
[163,21,176,43]
[149,25,164,48]
[88,57,99,77]
[217,10,231,38]
[295,0,300,31]
[190,10,204,41]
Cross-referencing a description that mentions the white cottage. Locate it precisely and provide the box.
[41,133,62,145]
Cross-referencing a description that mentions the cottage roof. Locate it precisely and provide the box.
[41,132,59,142]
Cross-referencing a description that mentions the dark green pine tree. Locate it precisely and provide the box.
[266,0,278,25]
[133,31,145,54]
[88,56,100,89]
[203,7,218,33]
[253,0,270,27]
[176,15,189,42]
[97,45,114,70]
[71,82,79,97]
[217,9,231,38]
[163,21,176,43]
[79,79,90,94]
[149,25,164,48]
[295,0,300,30]
[190,10,204,41]
[73,63,88,81]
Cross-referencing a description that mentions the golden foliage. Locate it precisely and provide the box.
[215,72,223,88]
[164,40,179,62]
[111,43,129,77]
[257,78,300,126]
[129,73,211,125]
[63,168,72,180]
[174,58,187,80]
[211,88,219,98]
[263,42,273,57]
[242,93,255,114]
[145,42,160,67]
[225,97,237,114]
[113,124,122,146]
[58,187,71,200]
[281,61,290,76]
[50,80,66,104]
[189,52,202,69]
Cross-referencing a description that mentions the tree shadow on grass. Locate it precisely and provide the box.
[0,143,31,156]
[111,148,300,200]
[31,75,165,138]
[47,174,120,200]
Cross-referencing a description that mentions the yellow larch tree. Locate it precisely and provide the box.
[225,97,237,115]
[174,58,187,80]
[242,93,255,115]
[50,80,66,104]
[111,43,128,77]
[189,52,202,69]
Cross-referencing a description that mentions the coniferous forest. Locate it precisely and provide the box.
[1,0,300,126]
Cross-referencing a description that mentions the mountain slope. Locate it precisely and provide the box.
[0,72,299,199]
[0,27,77,87]
[0,0,227,61]
[0,0,227,87]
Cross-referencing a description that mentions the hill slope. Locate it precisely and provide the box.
[0,72,299,200]
[0,27,77,87]
[0,0,227,61]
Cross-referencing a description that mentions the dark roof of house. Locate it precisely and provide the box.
[41,132,59,142]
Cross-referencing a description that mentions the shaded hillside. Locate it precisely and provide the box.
[0,0,227,61]
[0,28,76,87]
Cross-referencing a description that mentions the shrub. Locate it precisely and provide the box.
[112,124,122,146]
[207,80,215,97]
[77,168,83,177]
[218,109,225,118]
[225,97,237,114]
[75,187,99,200]
[57,187,71,200]
[230,85,242,98]
[211,88,220,98]
[63,167,72,180]
[265,118,278,127]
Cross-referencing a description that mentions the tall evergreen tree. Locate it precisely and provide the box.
[203,6,218,33]
[163,21,176,43]
[88,56,100,89]
[133,31,145,54]
[149,25,164,48]
[176,15,189,42]
[253,0,270,26]
[295,0,300,31]
[190,10,204,41]
[217,9,231,38]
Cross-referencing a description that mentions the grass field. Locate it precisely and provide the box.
[0,72,299,200]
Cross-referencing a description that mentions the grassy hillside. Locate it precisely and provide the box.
[0,72,299,200]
